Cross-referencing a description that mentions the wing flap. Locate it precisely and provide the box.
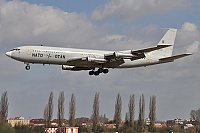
[159,53,192,61]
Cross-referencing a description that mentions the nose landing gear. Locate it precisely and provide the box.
[89,68,109,76]
[25,64,30,70]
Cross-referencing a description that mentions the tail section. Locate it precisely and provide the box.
[152,28,177,58]
[122,28,192,62]
[158,28,177,45]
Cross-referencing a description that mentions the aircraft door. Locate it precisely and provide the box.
[146,56,151,64]
[26,47,32,55]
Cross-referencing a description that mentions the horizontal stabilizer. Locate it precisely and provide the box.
[159,53,192,61]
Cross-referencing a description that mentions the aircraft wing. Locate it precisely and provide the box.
[159,53,192,62]
[132,44,172,53]
[66,45,174,67]
[105,44,172,61]
[67,56,126,67]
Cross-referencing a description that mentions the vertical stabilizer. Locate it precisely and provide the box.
[152,28,177,58]
[158,28,177,45]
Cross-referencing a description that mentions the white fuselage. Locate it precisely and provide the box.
[6,46,164,69]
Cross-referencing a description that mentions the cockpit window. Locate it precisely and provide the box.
[10,48,20,51]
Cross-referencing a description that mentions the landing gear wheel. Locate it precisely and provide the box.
[94,71,100,76]
[103,69,109,74]
[89,68,108,76]
[89,71,94,75]
[25,65,30,70]
[98,68,103,73]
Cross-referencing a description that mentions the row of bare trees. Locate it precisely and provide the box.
[43,91,76,127]
[42,91,156,132]
[114,93,156,132]
[91,92,156,132]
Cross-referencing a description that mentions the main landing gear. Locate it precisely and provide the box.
[89,68,109,76]
[25,64,30,70]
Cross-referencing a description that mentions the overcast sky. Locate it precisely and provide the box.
[0,0,200,121]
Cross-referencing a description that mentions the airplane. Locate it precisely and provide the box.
[6,28,192,76]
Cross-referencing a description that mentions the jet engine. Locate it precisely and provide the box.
[114,52,134,58]
[104,52,134,59]
[85,57,107,63]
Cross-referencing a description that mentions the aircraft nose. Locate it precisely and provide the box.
[5,51,12,57]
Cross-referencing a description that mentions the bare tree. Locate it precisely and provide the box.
[149,95,156,132]
[128,94,135,127]
[114,93,122,129]
[69,93,76,127]
[99,114,108,125]
[191,109,200,121]
[190,110,197,121]
[43,92,54,127]
[43,105,48,126]
[58,91,65,127]
[125,112,129,122]
[103,114,108,124]
[138,94,145,131]
[0,91,8,125]
[190,109,200,128]
[92,92,99,132]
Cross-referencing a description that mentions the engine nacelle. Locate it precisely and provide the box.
[105,51,145,60]
[114,52,134,58]
[86,57,107,63]
[131,51,145,59]
[62,65,92,71]
[62,65,75,70]
[121,50,145,58]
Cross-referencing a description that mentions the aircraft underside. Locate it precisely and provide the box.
[24,62,109,76]
[22,58,160,76]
